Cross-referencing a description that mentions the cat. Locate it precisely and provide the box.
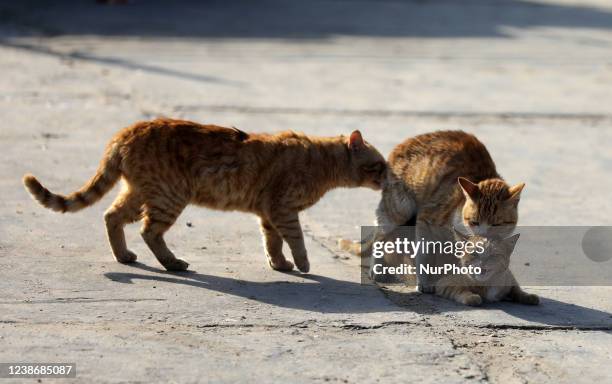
[23,118,386,272]
[435,229,539,306]
[340,131,525,292]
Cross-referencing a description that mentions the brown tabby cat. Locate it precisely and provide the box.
[343,131,525,292]
[435,230,539,306]
[23,118,386,272]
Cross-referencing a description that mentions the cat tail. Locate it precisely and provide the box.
[23,143,122,213]
[338,229,378,257]
[338,238,362,256]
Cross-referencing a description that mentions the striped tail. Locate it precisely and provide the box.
[338,223,387,257]
[23,144,122,213]
[338,236,378,257]
[338,238,362,256]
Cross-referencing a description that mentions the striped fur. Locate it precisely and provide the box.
[381,130,523,233]
[340,131,525,256]
[385,131,524,292]
[338,131,528,297]
[23,142,122,213]
[435,233,539,306]
[23,118,386,272]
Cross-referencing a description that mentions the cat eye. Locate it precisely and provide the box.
[468,221,479,226]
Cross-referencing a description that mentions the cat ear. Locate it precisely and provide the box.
[502,233,521,252]
[348,130,365,151]
[458,177,480,200]
[507,182,525,202]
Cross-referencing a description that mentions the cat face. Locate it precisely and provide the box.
[347,130,387,190]
[458,177,524,238]
[455,230,520,282]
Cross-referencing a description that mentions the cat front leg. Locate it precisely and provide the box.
[258,217,294,271]
[141,212,189,271]
[455,290,483,306]
[270,212,310,273]
[415,250,435,293]
[436,279,482,306]
[415,221,436,293]
[508,285,540,305]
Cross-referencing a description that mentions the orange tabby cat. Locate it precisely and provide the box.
[342,131,525,291]
[23,118,386,272]
[435,230,539,306]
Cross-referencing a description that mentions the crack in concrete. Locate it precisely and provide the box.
[0,319,421,331]
[191,320,421,331]
[420,314,491,382]
[473,324,612,331]
[447,336,491,383]
[336,320,418,330]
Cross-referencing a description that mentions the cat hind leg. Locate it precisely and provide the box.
[369,195,417,282]
[259,217,294,271]
[104,188,142,264]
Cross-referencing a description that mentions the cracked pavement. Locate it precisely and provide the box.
[1,1,612,383]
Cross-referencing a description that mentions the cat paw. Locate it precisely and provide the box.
[115,250,137,264]
[522,293,540,305]
[163,258,190,271]
[296,259,310,273]
[417,284,435,294]
[372,272,401,284]
[463,294,483,306]
[269,259,295,271]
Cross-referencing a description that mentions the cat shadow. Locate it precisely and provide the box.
[103,262,428,315]
[487,296,612,329]
[104,263,612,328]
[412,289,612,329]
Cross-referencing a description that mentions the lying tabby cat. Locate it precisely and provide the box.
[435,229,539,306]
[24,118,386,272]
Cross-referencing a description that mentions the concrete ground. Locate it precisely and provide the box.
[1,0,611,383]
